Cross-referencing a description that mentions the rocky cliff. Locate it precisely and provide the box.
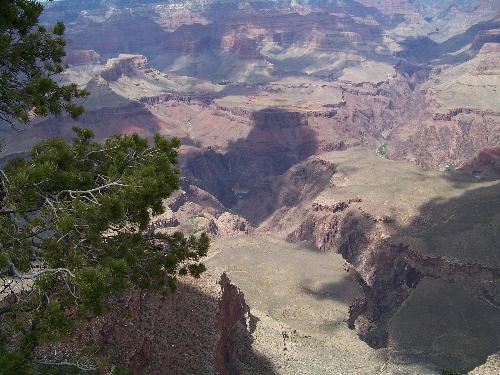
[35,272,265,375]
[260,148,500,371]
[215,273,262,374]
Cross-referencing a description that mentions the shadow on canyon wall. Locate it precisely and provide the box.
[0,96,164,157]
[66,14,172,61]
[185,107,319,223]
[302,174,500,372]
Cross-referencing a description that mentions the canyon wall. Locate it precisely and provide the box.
[261,149,500,371]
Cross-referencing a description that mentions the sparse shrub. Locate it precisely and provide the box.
[445,163,457,172]
[377,143,389,158]
[111,367,137,375]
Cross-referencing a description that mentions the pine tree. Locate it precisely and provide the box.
[0,128,209,373]
[0,0,87,126]
[0,1,209,372]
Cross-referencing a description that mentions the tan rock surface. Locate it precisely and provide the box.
[206,235,440,374]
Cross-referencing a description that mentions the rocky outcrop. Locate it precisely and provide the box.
[473,28,500,50]
[287,210,341,250]
[263,149,500,371]
[287,189,500,368]
[215,272,251,375]
[100,54,150,81]
[34,272,266,375]
[142,93,216,106]
[470,352,500,375]
[473,146,500,171]
[208,212,254,237]
[287,198,364,250]
[390,110,500,169]
[432,108,500,121]
[35,276,220,374]
[214,272,276,374]
[147,217,180,232]
[285,170,500,354]
[240,157,337,224]
[463,146,500,178]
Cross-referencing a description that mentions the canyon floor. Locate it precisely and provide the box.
[207,235,439,375]
[199,147,500,375]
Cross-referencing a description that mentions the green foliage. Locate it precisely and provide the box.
[0,128,209,372]
[445,163,456,172]
[0,3,209,373]
[441,369,464,375]
[36,299,74,343]
[0,0,88,126]
[0,348,32,375]
[376,143,388,158]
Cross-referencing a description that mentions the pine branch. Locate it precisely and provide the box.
[9,261,75,280]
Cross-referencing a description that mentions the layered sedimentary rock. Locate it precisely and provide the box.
[4,1,498,373]
[29,0,499,174]
[464,146,500,178]
[215,272,257,375]
[261,148,500,371]
[473,28,500,49]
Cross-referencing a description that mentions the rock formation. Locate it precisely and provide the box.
[34,272,269,375]
[215,272,252,375]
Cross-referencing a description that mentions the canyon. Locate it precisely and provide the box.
[3,0,500,374]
